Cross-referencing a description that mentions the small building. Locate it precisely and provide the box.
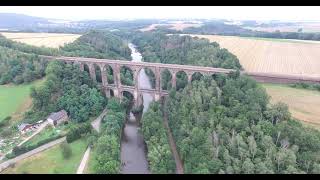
[47,110,69,127]
[18,123,33,134]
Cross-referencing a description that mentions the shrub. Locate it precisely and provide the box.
[66,122,92,143]
[60,142,72,159]
[0,116,12,128]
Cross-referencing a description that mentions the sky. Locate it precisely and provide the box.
[0,6,319,21]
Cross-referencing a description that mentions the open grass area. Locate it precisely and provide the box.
[2,139,88,174]
[0,79,45,122]
[262,83,320,129]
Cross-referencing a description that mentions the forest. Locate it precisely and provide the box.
[25,61,106,124]
[130,31,241,90]
[153,72,320,174]
[0,30,131,85]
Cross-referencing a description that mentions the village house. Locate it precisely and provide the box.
[47,110,69,127]
[17,123,33,134]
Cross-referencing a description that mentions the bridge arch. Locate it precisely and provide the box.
[191,72,205,82]
[120,65,134,86]
[138,66,156,90]
[176,70,188,91]
[94,64,102,83]
[103,64,115,84]
[160,68,172,91]
[83,64,90,75]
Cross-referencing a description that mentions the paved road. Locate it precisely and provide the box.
[18,121,49,147]
[76,147,91,174]
[76,109,108,174]
[0,137,66,173]
[91,108,107,133]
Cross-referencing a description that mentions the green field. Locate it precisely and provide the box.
[0,79,44,122]
[2,139,88,174]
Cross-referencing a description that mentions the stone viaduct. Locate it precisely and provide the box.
[40,55,235,106]
[40,55,320,106]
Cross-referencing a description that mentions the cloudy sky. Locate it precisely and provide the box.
[0,6,319,21]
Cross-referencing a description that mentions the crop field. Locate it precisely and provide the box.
[186,34,320,78]
[262,83,320,129]
[0,32,81,48]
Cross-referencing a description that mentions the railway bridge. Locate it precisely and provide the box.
[40,55,235,106]
[40,55,320,107]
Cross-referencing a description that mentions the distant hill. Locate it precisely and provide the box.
[0,13,50,30]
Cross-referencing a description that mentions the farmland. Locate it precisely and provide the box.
[186,34,320,78]
[0,32,81,48]
[262,83,320,129]
[2,139,87,174]
[0,79,44,122]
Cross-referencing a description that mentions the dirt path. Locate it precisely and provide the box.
[161,99,184,174]
[76,147,91,174]
[91,108,107,133]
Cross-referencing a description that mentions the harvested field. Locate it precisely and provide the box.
[1,32,81,48]
[187,34,320,78]
[262,83,320,129]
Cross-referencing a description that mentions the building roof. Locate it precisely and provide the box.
[18,123,32,131]
[47,110,68,122]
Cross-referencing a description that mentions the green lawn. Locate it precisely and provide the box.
[0,79,45,122]
[2,139,88,174]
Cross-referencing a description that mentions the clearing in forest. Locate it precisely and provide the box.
[262,83,320,129]
[0,79,44,122]
[1,32,81,48]
[186,34,320,78]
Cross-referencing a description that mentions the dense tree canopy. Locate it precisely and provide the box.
[161,73,320,174]
[26,61,106,123]
[0,30,131,85]
[0,46,47,85]
[141,102,176,173]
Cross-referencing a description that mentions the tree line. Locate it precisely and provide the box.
[181,21,320,41]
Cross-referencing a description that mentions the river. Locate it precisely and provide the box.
[120,43,152,174]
